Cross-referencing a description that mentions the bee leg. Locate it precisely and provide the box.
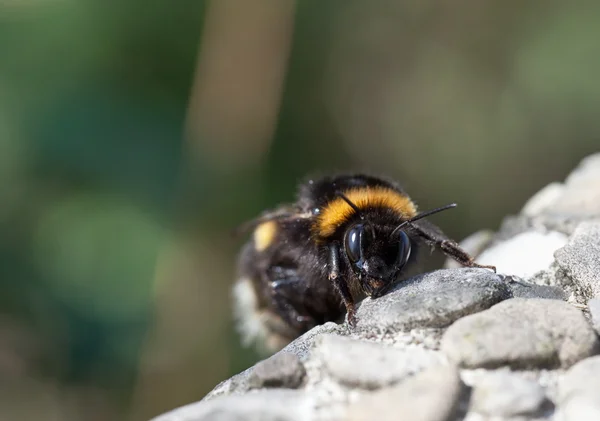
[439,241,497,272]
[328,244,357,326]
[269,271,318,334]
[409,222,496,272]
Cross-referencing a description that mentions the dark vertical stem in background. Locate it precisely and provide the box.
[185,0,297,170]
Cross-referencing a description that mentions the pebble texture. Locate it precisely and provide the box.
[152,154,600,421]
[470,372,549,417]
[554,222,600,300]
[204,323,340,399]
[441,298,600,369]
[520,152,600,220]
[505,277,567,300]
[280,322,345,360]
[588,298,600,335]
[553,153,600,217]
[476,231,568,278]
[354,268,510,333]
[316,334,443,389]
[153,389,314,421]
[558,356,600,421]
[522,182,566,217]
[247,352,306,389]
[346,366,465,421]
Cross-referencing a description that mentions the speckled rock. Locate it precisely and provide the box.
[203,365,254,401]
[152,154,600,421]
[506,277,567,300]
[558,356,600,421]
[588,298,600,335]
[205,322,340,399]
[475,230,568,278]
[522,182,566,217]
[554,222,600,300]
[152,389,314,421]
[316,334,444,389]
[494,213,583,241]
[470,372,550,417]
[353,268,510,334]
[478,153,600,247]
[522,153,600,219]
[441,298,600,369]
[552,153,600,217]
[346,365,465,421]
[281,322,346,360]
[247,352,306,389]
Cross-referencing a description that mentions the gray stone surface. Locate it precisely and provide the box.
[521,153,600,219]
[555,222,600,300]
[280,322,345,360]
[316,334,443,389]
[506,277,567,300]
[558,356,600,421]
[152,389,314,421]
[247,352,306,389]
[522,182,566,217]
[353,268,510,334]
[470,372,549,417]
[554,153,600,217]
[495,213,583,240]
[441,298,600,369]
[475,230,568,279]
[203,365,254,401]
[205,323,341,400]
[346,365,465,421]
[487,153,600,243]
[588,298,600,335]
[151,153,600,421]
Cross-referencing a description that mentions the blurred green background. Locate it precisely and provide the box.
[1,0,599,420]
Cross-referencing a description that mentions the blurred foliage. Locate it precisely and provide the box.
[0,0,599,420]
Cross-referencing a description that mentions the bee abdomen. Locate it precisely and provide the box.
[232,276,294,354]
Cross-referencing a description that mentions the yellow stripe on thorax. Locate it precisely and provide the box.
[314,187,417,238]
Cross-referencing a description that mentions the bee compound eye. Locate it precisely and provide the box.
[344,224,363,263]
[396,231,412,267]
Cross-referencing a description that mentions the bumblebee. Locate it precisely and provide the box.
[233,174,495,353]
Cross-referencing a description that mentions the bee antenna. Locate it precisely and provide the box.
[337,192,363,219]
[338,192,378,238]
[391,203,457,237]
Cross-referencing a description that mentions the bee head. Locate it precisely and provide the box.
[336,192,458,299]
[343,222,411,298]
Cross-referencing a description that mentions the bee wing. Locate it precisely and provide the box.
[232,204,307,238]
